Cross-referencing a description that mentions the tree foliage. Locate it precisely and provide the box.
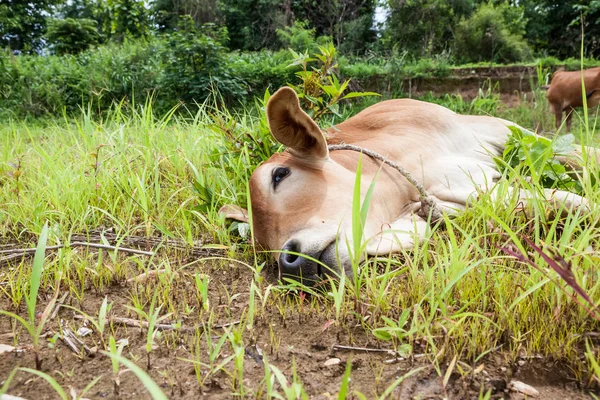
[522,0,600,58]
[100,0,149,41]
[1,0,599,81]
[0,0,58,53]
[384,0,472,58]
[291,0,376,54]
[159,17,244,104]
[46,18,100,55]
[455,1,531,63]
[218,0,286,50]
[152,0,220,32]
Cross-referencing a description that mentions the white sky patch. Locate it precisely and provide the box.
[373,2,390,31]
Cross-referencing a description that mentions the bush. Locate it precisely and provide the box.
[46,18,100,55]
[158,18,246,107]
[78,38,163,111]
[276,21,317,53]
[455,2,532,64]
[229,50,298,97]
[0,50,88,117]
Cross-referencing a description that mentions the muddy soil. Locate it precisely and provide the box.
[0,249,596,400]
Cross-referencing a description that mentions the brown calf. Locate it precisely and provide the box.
[545,67,600,131]
[221,87,590,286]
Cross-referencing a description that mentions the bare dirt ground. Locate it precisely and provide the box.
[0,243,596,399]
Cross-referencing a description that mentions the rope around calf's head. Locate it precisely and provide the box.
[327,144,444,224]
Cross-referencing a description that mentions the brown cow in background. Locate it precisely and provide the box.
[544,67,600,131]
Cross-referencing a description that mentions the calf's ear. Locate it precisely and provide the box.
[266,87,328,160]
[218,204,248,223]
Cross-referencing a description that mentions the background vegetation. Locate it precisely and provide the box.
[1,0,600,118]
[2,1,600,398]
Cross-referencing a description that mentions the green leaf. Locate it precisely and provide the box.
[0,368,18,396]
[342,91,380,99]
[27,221,49,323]
[552,133,575,154]
[397,343,412,357]
[338,360,352,400]
[101,351,168,400]
[18,368,68,400]
[372,328,393,341]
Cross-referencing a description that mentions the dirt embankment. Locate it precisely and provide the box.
[360,66,540,100]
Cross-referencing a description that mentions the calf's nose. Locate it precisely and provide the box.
[278,239,320,284]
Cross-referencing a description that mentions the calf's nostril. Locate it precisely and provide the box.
[280,239,302,269]
[284,252,299,264]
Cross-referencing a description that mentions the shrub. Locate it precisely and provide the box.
[455,1,532,64]
[46,18,100,55]
[228,50,298,98]
[158,17,246,107]
[276,21,318,53]
[0,49,88,117]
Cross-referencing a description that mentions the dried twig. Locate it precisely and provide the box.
[0,244,65,254]
[60,329,81,355]
[60,321,95,356]
[0,242,153,256]
[50,292,69,320]
[71,231,221,258]
[328,144,444,222]
[332,344,396,355]
[0,231,224,266]
[73,315,240,333]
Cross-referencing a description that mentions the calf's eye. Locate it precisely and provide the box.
[272,167,290,189]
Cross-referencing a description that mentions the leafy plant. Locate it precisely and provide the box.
[126,295,171,369]
[0,222,56,370]
[194,272,210,312]
[287,43,378,123]
[101,351,168,400]
[499,126,582,192]
[455,1,532,63]
[372,309,414,356]
[46,18,100,55]
[108,335,128,395]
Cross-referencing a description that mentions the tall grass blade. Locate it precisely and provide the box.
[17,368,68,400]
[101,351,168,400]
[27,221,49,323]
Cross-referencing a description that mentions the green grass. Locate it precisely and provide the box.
[1,90,599,397]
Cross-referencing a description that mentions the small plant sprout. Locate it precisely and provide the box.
[287,43,378,122]
[126,295,171,370]
[372,309,414,356]
[62,296,113,348]
[101,351,168,400]
[109,335,128,395]
[268,359,308,400]
[0,222,58,370]
[227,326,247,396]
[194,271,209,312]
[7,156,23,199]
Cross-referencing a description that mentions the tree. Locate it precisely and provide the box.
[521,0,600,58]
[0,0,59,53]
[383,0,473,58]
[291,0,377,54]
[454,1,531,63]
[46,18,100,54]
[152,0,220,32]
[100,0,149,41]
[218,0,286,50]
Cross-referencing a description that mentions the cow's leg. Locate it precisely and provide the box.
[490,186,589,215]
[565,107,574,132]
[551,103,563,130]
[365,214,429,255]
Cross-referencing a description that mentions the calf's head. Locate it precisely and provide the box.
[222,87,385,285]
